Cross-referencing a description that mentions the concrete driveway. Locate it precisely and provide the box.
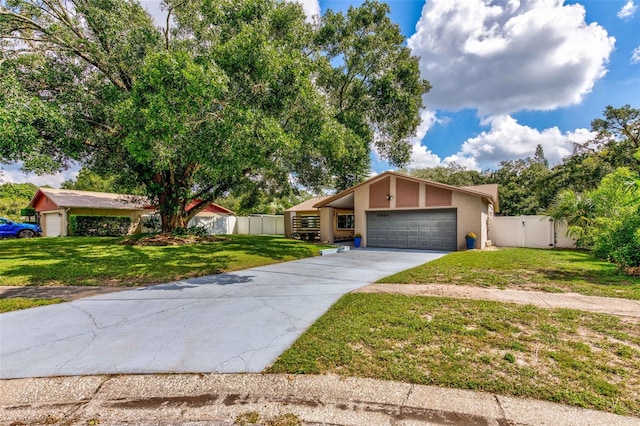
[0,249,447,379]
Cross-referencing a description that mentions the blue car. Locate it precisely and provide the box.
[0,217,42,238]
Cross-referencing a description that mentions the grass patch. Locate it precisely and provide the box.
[379,248,640,300]
[0,297,64,312]
[269,294,640,416]
[0,235,330,287]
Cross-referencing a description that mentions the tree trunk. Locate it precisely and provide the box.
[160,209,190,233]
[154,170,191,233]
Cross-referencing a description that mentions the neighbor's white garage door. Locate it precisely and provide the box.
[366,209,457,250]
[44,212,62,237]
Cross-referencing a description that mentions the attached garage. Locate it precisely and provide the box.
[289,171,499,251]
[366,209,457,250]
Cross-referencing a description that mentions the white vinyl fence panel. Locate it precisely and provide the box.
[188,216,237,235]
[492,215,575,249]
[142,213,284,236]
[234,215,285,235]
[555,223,576,248]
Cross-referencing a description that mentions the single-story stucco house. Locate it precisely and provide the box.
[285,171,499,251]
[29,188,234,237]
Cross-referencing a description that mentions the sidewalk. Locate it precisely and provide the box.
[355,283,640,320]
[2,373,639,425]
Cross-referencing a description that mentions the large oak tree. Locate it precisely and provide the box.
[0,0,429,231]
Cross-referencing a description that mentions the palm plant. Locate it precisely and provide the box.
[543,190,597,248]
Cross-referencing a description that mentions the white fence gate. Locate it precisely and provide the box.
[492,215,575,248]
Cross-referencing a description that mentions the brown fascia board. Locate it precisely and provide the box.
[28,189,60,209]
[313,171,497,209]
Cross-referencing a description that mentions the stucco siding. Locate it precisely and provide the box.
[284,211,294,238]
[452,192,484,250]
[354,184,370,246]
[320,207,335,243]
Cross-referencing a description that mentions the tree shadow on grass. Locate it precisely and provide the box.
[0,238,235,286]
[538,268,640,287]
[0,235,320,287]
[214,235,319,260]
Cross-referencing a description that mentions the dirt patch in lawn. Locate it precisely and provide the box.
[355,284,640,322]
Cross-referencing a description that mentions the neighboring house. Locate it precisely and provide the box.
[285,171,499,251]
[29,188,234,237]
[185,200,235,218]
[184,200,237,235]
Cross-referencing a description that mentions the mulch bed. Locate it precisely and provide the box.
[120,234,227,246]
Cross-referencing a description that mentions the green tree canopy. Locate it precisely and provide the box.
[1,0,429,231]
[0,182,37,220]
[405,163,488,186]
[60,168,119,193]
[488,144,551,216]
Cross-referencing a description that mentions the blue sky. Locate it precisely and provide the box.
[2,0,639,185]
[317,0,640,173]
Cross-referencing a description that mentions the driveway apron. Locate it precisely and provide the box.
[0,249,446,379]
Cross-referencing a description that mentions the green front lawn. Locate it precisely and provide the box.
[0,298,64,313]
[0,235,329,287]
[269,294,640,416]
[379,248,640,300]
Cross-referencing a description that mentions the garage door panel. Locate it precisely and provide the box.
[367,210,456,250]
[44,213,61,237]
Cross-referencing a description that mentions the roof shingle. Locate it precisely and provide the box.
[32,188,149,210]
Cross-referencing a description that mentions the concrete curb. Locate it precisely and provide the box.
[2,374,638,425]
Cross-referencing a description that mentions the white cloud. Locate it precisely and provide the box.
[0,163,78,188]
[295,0,321,21]
[632,46,640,64]
[617,0,638,19]
[408,110,444,168]
[441,115,594,170]
[408,0,615,116]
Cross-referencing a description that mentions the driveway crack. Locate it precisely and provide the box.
[69,303,101,329]
[256,297,306,330]
[54,330,98,375]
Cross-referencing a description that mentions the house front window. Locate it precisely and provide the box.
[337,214,355,230]
[299,215,320,229]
